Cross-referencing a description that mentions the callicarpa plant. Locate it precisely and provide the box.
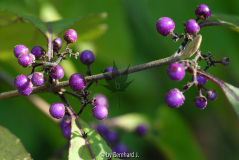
[1,2,239,160]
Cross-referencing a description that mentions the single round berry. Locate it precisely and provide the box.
[49,103,65,119]
[50,65,64,80]
[18,83,33,96]
[195,4,211,20]
[206,90,217,101]
[192,75,207,85]
[94,94,109,107]
[194,96,207,109]
[13,45,29,58]
[92,105,108,120]
[96,124,108,135]
[62,124,71,140]
[185,19,200,37]
[167,63,185,81]
[60,115,71,130]
[105,130,119,143]
[69,73,86,91]
[112,143,129,154]
[156,17,175,36]
[18,53,32,67]
[14,74,30,91]
[80,50,95,65]
[53,37,62,51]
[165,88,185,108]
[31,46,45,60]
[103,66,117,80]
[31,72,46,86]
[64,29,77,43]
[135,124,148,136]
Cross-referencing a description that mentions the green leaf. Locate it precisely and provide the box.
[69,118,114,160]
[199,13,239,29]
[148,106,206,160]
[0,125,32,159]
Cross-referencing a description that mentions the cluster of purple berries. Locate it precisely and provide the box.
[96,123,148,158]
[155,4,219,109]
[156,4,211,37]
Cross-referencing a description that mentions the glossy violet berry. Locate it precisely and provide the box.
[31,72,46,86]
[104,66,117,80]
[62,124,71,140]
[14,74,30,91]
[18,83,33,96]
[69,73,86,91]
[31,46,45,60]
[112,143,129,154]
[185,19,200,37]
[192,75,207,85]
[49,103,65,119]
[94,94,109,107]
[165,88,185,108]
[60,115,71,130]
[64,29,77,43]
[106,130,119,143]
[206,90,217,101]
[167,63,185,81]
[50,65,64,80]
[53,37,62,52]
[96,124,108,135]
[135,124,148,136]
[156,17,175,36]
[93,105,108,120]
[80,50,95,65]
[195,4,211,20]
[18,53,32,67]
[194,96,207,109]
[13,45,29,58]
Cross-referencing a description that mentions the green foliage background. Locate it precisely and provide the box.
[0,0,239,159]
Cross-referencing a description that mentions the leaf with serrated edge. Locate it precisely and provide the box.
[0,125,32,159]
[69,118,114,160]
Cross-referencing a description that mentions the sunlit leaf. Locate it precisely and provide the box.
[69,118,115,160]
[0,125,32,159]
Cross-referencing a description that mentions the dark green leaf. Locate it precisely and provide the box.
[0,125,32,159]
[69,118,114,160]
[199,13,239,29]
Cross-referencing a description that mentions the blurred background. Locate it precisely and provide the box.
[0,0,239,159]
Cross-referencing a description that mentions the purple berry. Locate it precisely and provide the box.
[156,17,175,36]
[96,124,108,135]
[135,124,148,136]
[106,130,118,143]
[192,75,207,84]
[206,90,217,101]
[18,83,33,96]
[104,67,117,80]
[165,88,185,108]
[94,94,109,107]
[49,103,65,119]
[80,50,95,65]
[14,74,30,91]
[50,65,64,80]
[53,37,62,52]
[13,45,29,58]
[18,53,32,67]
[112,143,129,154]
[92,105,108,120]
[31,46,45,60]
[185,19,200,37]
[31,72,46,86]
[60,115,71,130]
[62,124,71,140]
[194,96,207,109]
[195,4,211,20]
[64,29,77,43]
[69,73,86,91]
[167,63,185,81]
